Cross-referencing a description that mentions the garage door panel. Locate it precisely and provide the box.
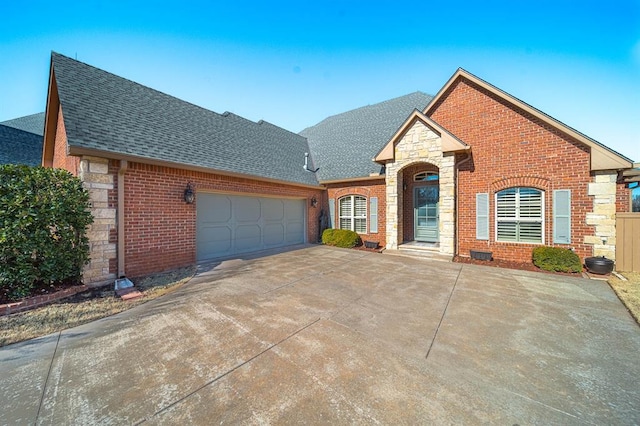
[197,226,232,258]
[200,194,232,223]
[197,193,305,261]
[264,223,285,246]
[235,225,262,251]
[262,199,284,221]
[286,222,304,243]
[235,198,261,222]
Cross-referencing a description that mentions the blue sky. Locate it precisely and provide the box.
[1,0,638,161]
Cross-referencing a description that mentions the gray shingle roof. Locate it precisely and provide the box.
[0,112,45,136]
[0,124,43,166]
[51,53,320,187]
[300,92,433,182]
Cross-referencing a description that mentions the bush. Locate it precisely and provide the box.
[532,246,582,273]
[0,165,93,300]
[322,229,362,248]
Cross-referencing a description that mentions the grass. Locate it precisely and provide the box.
[0,266,195,347]
[608,271,640,324]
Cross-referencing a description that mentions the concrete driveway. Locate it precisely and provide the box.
[1,245,639,424]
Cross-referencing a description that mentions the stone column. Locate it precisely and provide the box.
[78,156,117,286]
[585,172,617,260]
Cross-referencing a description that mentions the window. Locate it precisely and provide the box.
[339,195,367,233]
[414,172,438,182]
[496,187,544,243]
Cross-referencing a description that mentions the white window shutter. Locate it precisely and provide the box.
[328,199,335,229]
[476,193,489,240]
[369,197,378,234]
[553,190,571,244]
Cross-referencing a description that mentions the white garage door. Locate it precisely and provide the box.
[196,193,305,261]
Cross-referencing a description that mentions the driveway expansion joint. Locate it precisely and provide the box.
[137,317,322,424]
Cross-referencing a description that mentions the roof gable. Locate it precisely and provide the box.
[301,92,433,182]
[43,53,320,187]
[374,110,469,163]
[425,69,633,171]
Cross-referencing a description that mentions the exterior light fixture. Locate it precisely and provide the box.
[184,182,195,204]
[310,196,318,208]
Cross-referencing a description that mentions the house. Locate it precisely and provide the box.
[41,53,635,285]
[0,112,45,166]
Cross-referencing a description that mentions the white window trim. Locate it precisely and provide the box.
[339,195,367,233]
[494,188,545,244]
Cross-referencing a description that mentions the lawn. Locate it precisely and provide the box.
[0,266,195,347]
[609,271,640,324]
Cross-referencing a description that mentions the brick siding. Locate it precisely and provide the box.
[429,77,595,262]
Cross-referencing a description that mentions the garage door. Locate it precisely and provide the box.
[196,193,305,261]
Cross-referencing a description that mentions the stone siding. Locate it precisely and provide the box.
[385,121,455,255]
[79,156,117,285]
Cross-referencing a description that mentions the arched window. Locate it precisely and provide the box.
[414,172,438,182]
[339,195,367,233]
[496,187,544,243]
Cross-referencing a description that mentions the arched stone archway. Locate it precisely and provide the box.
[384,121,455,255]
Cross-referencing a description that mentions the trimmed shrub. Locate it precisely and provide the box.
[322,229,362,248]
[0,165,93,300]
[532,246,582,273]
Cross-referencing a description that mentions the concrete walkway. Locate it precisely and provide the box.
[1,246,639,424]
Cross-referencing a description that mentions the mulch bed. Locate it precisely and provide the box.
[453,255,583,277]
[0,279,81,306]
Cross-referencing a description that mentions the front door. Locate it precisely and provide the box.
[414,185,439,242]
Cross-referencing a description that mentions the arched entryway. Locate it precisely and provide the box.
[400,163,440,244]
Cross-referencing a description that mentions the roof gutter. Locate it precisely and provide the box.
[67,146,325,190]
[319,175,385,185]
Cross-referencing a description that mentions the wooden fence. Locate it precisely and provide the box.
[616,213,640,272]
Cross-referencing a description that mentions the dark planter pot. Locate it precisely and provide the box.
[585,256,614,275]
[364,241,379,249]
[470,250,492,261]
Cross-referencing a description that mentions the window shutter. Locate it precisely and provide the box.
[553,189,571,244]
[328,199,335,229]
[476,193,489,240]
[369,197,378,234]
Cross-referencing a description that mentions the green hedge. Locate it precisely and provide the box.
[0,165,93,300]
[532,246,582,273]
[321,229,362,248]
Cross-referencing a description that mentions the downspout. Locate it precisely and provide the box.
[117,160,128,278]
[455,152,472,258]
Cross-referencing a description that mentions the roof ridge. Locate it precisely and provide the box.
[300,91,432,134]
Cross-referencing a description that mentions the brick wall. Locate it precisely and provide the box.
[326,179,386,247]
[121,162,324,278]
[52,106,79,174]
[429,77,595,262]
[616,182,631,212]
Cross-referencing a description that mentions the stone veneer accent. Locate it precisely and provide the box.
[585,171,618,260]
[385,121,455,254]
[78,156,117,285]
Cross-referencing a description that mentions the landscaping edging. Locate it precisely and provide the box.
[1,285,89,316]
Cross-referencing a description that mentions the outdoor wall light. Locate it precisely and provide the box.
[184,182,195,204]
[310,196,318,208]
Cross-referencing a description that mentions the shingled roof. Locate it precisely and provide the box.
[0,124,43,166]
[1,112,45,136]
[49,53,320,187]
[301,92,433,182]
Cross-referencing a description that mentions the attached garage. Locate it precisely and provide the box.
[196,193,306,261]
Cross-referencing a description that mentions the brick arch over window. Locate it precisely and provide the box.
[333,186,371,199]
[491,176,551,193]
